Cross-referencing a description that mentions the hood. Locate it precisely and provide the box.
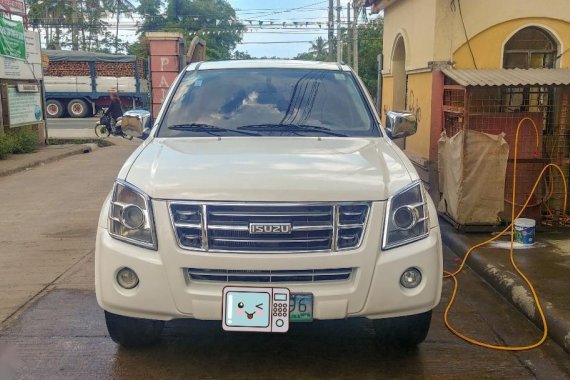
[124,137,412,202]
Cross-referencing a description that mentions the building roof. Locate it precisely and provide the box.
[186,60,350,71]
[442,68,570,87]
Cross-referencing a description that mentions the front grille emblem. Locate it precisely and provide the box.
[249,223,292,234]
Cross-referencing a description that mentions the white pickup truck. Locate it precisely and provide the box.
[95,60,443,348]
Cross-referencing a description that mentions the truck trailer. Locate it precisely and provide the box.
[43,50,149,118]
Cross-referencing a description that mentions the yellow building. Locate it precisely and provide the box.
[363,0,570,223]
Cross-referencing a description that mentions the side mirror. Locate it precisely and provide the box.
[122,110,152,140]
[385,111,417,139]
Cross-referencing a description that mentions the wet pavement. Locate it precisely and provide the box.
[1,245,570,380]
[1,139,569,379]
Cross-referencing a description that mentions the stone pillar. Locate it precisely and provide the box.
[146,32,185,118]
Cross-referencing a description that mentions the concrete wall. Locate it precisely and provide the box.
[379,0,570,165]
[382,0,437,74]
[434,0,570,67]
[452,17,570,69]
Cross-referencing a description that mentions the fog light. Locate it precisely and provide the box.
[400,268,422,289]
[122,205,145,229]
[117,267,139,289]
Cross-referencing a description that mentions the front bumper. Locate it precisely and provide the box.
[95,200,443,321]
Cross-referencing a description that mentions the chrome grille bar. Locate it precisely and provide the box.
[187,268,353,283]
[169,202,370,253]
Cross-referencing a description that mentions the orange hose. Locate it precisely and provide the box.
[443,117,568,351]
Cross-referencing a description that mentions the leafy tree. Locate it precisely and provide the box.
[233,50,253,60]
[130,0,244,60]
[104,0,136,53]
[351,19,383,100]
[309,37,328,61]
[293,18,383,100]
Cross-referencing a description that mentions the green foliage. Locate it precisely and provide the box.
[233,50,253,60]
[293,18,384,101]
[10,128,40,154]
[0,135,12,159]
[0,128,39,159]
[353,19,383,100]
[128,0,245,60]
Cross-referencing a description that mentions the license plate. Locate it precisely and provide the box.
[222,286,291,333]
[290,293,313,322]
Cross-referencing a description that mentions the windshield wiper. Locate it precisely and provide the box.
[168,123,260,136]
[237,124,347,137]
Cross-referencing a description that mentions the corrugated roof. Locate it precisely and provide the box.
[442,68,570,87]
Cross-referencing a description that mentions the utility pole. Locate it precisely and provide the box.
[328,0,334,61]
[115,0,121,54]
[336,0,342,63]
[347,2,352,66]
[353,2,359,74]
[71,0,78,50]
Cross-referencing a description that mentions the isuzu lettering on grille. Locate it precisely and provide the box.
[249,223,292,234]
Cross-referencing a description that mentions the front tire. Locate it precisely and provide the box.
[104,311,164,348]
[94,124,110,137]
[372,310,432,348]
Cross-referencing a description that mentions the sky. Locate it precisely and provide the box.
[23,0,378,58]
[228,0,331,58]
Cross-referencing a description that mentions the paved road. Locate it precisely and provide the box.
[0,142,569,379]
[47,118,97,130]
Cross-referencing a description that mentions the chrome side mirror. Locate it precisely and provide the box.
[122,110,152,139]
[385,111,417,139]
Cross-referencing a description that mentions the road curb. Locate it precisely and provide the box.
[0,144,92,178]
[440,222,570,354]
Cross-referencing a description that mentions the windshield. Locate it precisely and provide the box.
[157,68,380,137]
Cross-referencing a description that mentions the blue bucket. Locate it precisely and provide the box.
[514,218,536,245]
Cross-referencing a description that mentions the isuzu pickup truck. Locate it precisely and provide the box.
[95,60,443,348]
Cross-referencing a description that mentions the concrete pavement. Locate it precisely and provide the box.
[441,220,570,354]
[0,144,95,177]
[0,138,139,325]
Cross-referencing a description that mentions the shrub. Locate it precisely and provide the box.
[0,128,39,159]
[10,128,39,154]
[0,135,12,159]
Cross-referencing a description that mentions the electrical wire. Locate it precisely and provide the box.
[443,117,568,351]
[456,0,477,69]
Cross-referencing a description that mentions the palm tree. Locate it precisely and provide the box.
[309,37,328,60]
[104,0,135,53]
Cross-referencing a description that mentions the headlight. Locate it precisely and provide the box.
[382,180,429,250]
[108,180,157,250]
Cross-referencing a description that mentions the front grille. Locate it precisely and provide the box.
[187,268,353,283]
[169,202,370,253]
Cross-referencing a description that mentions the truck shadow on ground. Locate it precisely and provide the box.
[1,289,480,379]
[111,318,427,379]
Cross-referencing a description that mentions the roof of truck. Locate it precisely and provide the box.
[186,60,351,71]
[44,50,139,63]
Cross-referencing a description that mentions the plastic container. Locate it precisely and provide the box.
[514,218,536,245]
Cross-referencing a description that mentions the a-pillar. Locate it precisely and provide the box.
[146,32,185,118]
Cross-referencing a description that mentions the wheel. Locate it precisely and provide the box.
[46,99,64,118]
[372,310,432,348]
[67,99,88,118]
[94,124,110,137]
[104,311,164,348]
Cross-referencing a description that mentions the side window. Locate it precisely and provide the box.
[503,27,557,69]
[502,27,558,114]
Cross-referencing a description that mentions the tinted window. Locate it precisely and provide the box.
[158,68,379,137]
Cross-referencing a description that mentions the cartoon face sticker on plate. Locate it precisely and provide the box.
[225,291,270,328]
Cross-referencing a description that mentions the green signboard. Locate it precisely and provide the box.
[0,16,26,60]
